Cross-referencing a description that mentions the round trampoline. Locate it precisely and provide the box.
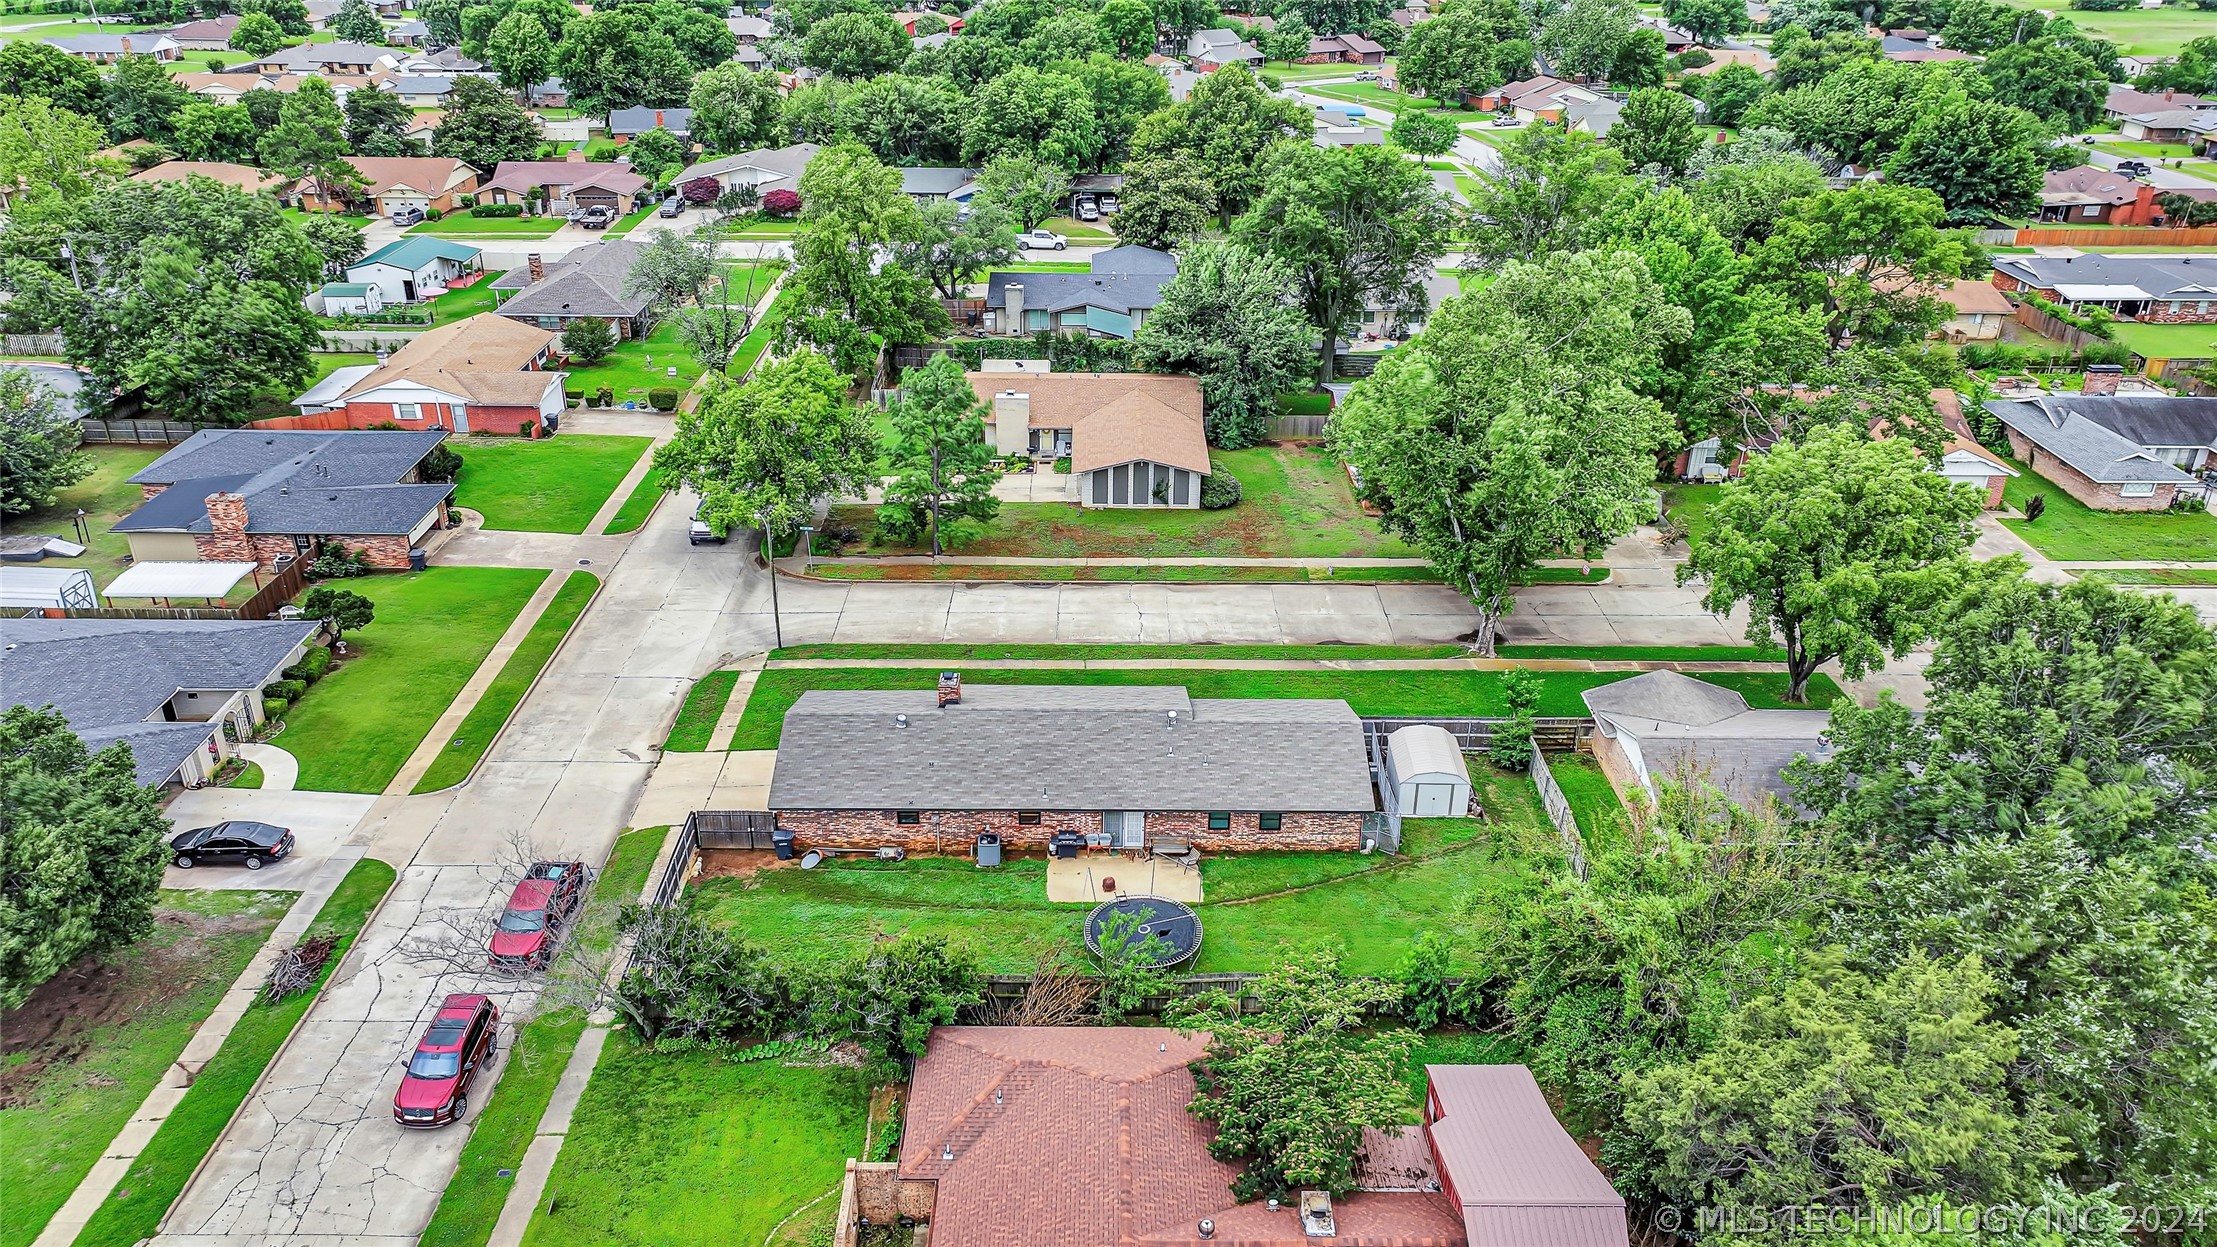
[1084,896,1203,967]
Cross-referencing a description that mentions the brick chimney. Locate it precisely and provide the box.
[202,492,256,563]
[527,253,545,283]
[2084,363,2125,396]
[654,109,665,128]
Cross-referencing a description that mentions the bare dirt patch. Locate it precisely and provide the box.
[0,903,281,1108]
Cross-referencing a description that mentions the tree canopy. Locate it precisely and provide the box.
[652,349,878,538]
[1135,242,1317,450]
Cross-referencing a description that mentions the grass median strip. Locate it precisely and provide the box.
[729,666,1844,750]
[412,571,601,793]
[2079,568,2217,585]
[73,859,398,1247]
[1495,643,1783,661]
[805,563,1444,583]
[772,642,1471,661]
[602,467,666,535]
[417,827,666,1247]
[664,669,742,751]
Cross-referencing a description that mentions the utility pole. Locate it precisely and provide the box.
[761,518,783,649]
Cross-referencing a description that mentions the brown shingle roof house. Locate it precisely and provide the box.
[877,1028,1628,1247]
[969,370,1212,508]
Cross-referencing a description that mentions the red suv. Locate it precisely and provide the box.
[487,860,589,972]
[393,994,498,1128]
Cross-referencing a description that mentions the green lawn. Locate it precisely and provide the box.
[1999,0,2215,53]
[452,434,652,533]
[831,444,1416,558]
[1040,214,1117,242]
[1496,643,1782,661]
[563,317,700,401]
[771,642,1469,661]
[806,564,1442,583]
[412,571,599,792]
[728,290,785,379]
[1,889,295,1247]
[688,788,1554,975]
[417,827,665,1247]
[1276,390,1334,415]
[602,204,659,237]
[309,351,380,383]
[727,666,1842,750]
[1999,456,2217,562]
[2093,139,2202,161]
[2081,567,2217,585]
[412,215,566,238]
[602,466,667,534]
[280,568,550,793]
[1660,482,1720,549]
[1545,751,1627,841]
[11,445,162,591]
[282,207,372,229]
[0,18,165,38]
[74,860,396,1247]
[226,761,266,789]
[424,271,506,322]
[2109,319,2217,361]
[1305,81,1486,118]
[664,669,742,751]
[520,1047,868,1247]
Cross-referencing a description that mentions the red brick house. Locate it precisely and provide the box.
[766,682,1380,856]
[848,1027,1629,1247]
[284,313,565,434]
[1301,32,1387,63]
[114,429,455,570]
[2038,165,2165,226]
[1988,383,2207,511]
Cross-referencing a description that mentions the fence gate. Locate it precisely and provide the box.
[688,809,778,850]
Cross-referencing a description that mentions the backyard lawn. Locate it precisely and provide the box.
[73,861,396,1247]
[2109,320,2217,361]
[828,444,1418,558]
[1545,751,1628,841]
[310,352,380,382]
[1660,482,1720,549]
[279,567,550,793]
[520,1047,869,1247]
[687,781,1557,975]
[1999,457,2217,562]
[11,445,163,590]
[452,434,652,532]
[726,666,1844,750]
[0,889,295,1247]
[412,570,599,792]
[563,318,700,401]
[2001,0,2216,53]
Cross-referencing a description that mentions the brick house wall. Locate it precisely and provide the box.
[2003,430,2179,511]
[773,808,1368,854]
[190,489,443,570]
[2133,302,2217,324]
[340,399,548,433]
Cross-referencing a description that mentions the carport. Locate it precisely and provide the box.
[104,560,260,606]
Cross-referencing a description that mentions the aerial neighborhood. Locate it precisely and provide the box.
[5,0,2217,1241]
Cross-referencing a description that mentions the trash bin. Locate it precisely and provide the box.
[408,548,428,572]
[542,412,560,435]
[771,828,794,860]
[975,833,1001,868]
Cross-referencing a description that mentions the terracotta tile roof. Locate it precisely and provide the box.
[339,313,558,406]
[900,1027,1468,1247]
[966,373,1210,475]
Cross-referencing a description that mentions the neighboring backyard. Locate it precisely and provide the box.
[826,443,1418,559]
[687,774,1558,975]
[725,666,1843,750]
[2107,320,2217,361]
[2002,0,2216,53]
[12,445,163,590]
[451,434,652,533]
[2000,457,2217,562]
[563,317,701,402]
[0,889,295,1247]
[278,567,551,793]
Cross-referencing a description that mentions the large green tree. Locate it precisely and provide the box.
[258,76,358,211]
[1611,87,1702,174]
[1749,182,1974,350]
[1127,63,1309,225]
[1099,0,1156,57]
[1884,94,2046,225]
[432,75,542,170]
[342,85,414,156]
[653,349,878,539]
[485,11,557,92]
[893,197,1018,300]
[0,42,103,116]
[971,153,1072,232]
[1331,250,1686,652]
[963,65,1099,170]
[1979,37,2106,129]
[103,54,191,145]
[1540,0,1635,79]
[878,352,1003,554]
[0,367,89,513]
[229,10,288,56]
[1460,124,1638,271]
[782,142,949,376]
[840,73,966,166]
[1396,0,1513,103]
[330,0,385,43]
[0,95,109,204]
[1235,142,1455,382]
[802,9,909,76]
[1107,152,1214,251]
[688,62,783,154]
[556,8,698,112]
[1171,947,1415,1202]
[1677,424,1983,702]
[1135,243,1317,450]
[0,705,171,1011]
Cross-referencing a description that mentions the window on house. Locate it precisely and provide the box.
[2120,482,2157,497]
[2082,205,2102,218]
[2171,300,2184,313]
[396,403,421,420]
[896,810,921,825]
[1016,811,1042,825]
[1258,813,1283,831]
[1207,812,1230,831]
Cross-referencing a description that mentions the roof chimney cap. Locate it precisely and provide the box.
[1199,1220,1214,1239]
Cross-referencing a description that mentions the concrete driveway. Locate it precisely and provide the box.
[159,790,379,892]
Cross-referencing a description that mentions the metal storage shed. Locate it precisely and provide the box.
[0,566,97,610]
[1384,724,1471,817]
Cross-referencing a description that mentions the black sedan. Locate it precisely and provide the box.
[170,821,295,870]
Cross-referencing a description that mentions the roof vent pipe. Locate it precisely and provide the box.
[895,713,908,727]
[1199,1220,1215,1239]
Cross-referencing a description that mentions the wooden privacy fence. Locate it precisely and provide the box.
[1270,412,1328,438]
[26,559,307,621]
[2014,226,2217,247]
[649,818,699,909]
[1360,715,1591,753]
[2012,304,2113,355]
[1529,743,1588,879]
[650,811,778,908]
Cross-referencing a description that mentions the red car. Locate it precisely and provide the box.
[393,994,498,1128]
[486,860,589,972]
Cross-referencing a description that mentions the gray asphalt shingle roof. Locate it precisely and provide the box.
[1583,671,1833,812]
[132,429,444,486]
[118,429,453,536]
[608,106,692,135]
[1988,398,2201,485]
[1,616,318,741]
[984,246,1178,313]
[490,237,652,319]
[79,720,227,788]
[767,685,1377,812]
[1989,252,2217,302]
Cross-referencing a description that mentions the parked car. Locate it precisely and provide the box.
[1491,114,1519,126]
[657,196,686,218]
[579,205,615,229]
[393,994,499,1128]
[391,206,425,226]
[487,859,589,972]
[1353,70,1379,81]
[169,820,295,870]
[1099,193,1119,214]
[1017,229,1068,250]
[1074,193,1100,221]
[2118,159,2152,179]
[689,506,727,545]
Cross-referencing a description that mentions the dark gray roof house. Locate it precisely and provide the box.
[608,105,692,138]
[1987,396,2205,487]
[1583,671,1833,813]
[983,246,1178,339]
[115,429,455,562]
[492,239,654,330]
[900,166,979,200]
[768,684,1376,814]
[0,616,320,786]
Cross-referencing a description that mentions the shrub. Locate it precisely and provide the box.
[647,386,680,410]
[284,646,334,684]
[1675,47,1713,68]
[519,419,536,437]
[1052,455,1071,474]
[1200,467,1243,509]
[458,193,476,208]
[262,679,307,703]
[762,188,801,216]
[2023,493,2047,523]
[470,202,524,218]
[1488,713,1536,769]
[307,542,370,580]
[1398,932,1471,1028]
[596,384,614,406]
[424,207,444,221]
[417,443,463,483]
[562,316,616,364]
[261,697,289,721]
